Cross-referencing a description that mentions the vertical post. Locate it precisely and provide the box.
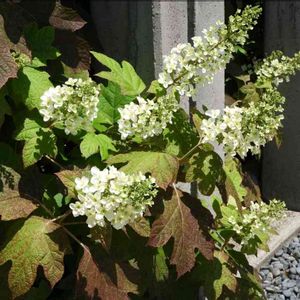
[193,1,225,111]
[152,1,189,112]
[262,2,300,211]
[192,1,225,158]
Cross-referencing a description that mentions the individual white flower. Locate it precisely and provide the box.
[39,78,100,135]
[70,166,158,229]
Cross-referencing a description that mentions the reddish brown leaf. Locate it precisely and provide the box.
[0,190,37,221]
[49,2,86,32]
[76,248,138,300]
[55,31,90,71]
[0,42,18,89]
[148,188,214,277]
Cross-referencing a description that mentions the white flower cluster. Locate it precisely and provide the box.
[118,94,179,140]
[70,166,158,229]
[200,88,285,158]
[158,5,262,97]
[200,107,244,157]
[39,78,100,135]
[228,200,286,246]
[256,50,300,86]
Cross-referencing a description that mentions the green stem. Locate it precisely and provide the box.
[178,139,202,164]
[51,210,72,223]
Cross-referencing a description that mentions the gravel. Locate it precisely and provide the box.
[260,235,300,299]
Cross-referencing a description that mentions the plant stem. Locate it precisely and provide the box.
[63,221,86,226]
[45,155,65,170]
[62,225,89,252]
[179,139,202,164]
[51,210,72,223]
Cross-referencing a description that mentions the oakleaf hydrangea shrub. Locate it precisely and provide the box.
[0,4,296,300]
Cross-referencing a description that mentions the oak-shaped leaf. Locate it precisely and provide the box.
[95,82,134,125]
[0,88,12,130]
[10,66,53,110]
[107,151,179,190]
[128,217,151,238]
[202,250,237,299]
[24,24,59,66]
[56,169,82,198]
[91,51,145,97]
[223,158,247,209]
[185,149,224,195]
[49,2,86,32]
[0,39,18,89]
[0,216,70,299]
[148,188,214,277]
[55,31,90,71]
[15,117,57,168]
[0,165,20,193]
[75,247,139,300]
[0,190,37,221]
[0,142,22,171]
[80,132,116,160]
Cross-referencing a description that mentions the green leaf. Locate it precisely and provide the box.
[163,109,199,157]
[24,24,59,66]
[148,188,214,277]
[55,169,82,198]
[80,132,117,160]
[203,250,237,299]
[10,66,53,110]
[0,87,11,129]
[185,149,224,195]
[107,151,179,190]
[128,217,151,237]
[240,82,260,104]
[91,51,145,96]
[0,143,22,171]
[223,158,247,208]
[16,117,57,167]
[0,190,37,221]
[95,82,134,125]
[0,165,20,193]
[0,216,70,299]
[147,80,164,95]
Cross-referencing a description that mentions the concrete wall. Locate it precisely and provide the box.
[262,2,300,211]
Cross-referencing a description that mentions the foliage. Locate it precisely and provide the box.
[0,3,292,300]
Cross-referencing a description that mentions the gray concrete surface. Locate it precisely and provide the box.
[262,2,300,211]
[248,211,300,270]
